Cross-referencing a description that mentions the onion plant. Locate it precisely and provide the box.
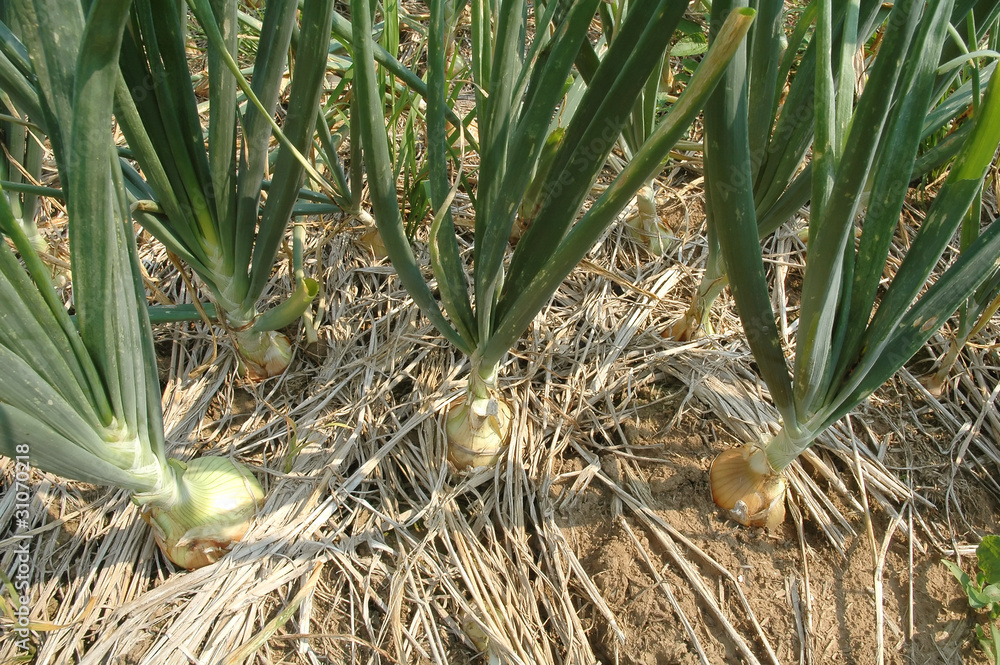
[0,110,44,252]
[922,14,1000,393]
[352,0,754,468]
[571,1,673,256]
[0,5,45,254]
[2,0,263,569]
[326,7,479,256]
[705,0,1000,528]
[669,0,996,341]
[112,0,335,378]
[668,0,826,340]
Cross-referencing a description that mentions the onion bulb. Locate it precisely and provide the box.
[234,329,293,380]
[137,457,264,569]
[709,445,786,530]
[446,393,512,470]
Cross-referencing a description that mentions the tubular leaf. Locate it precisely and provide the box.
[247,0,335,306]
[426,0,476,347]
[475,0,601,333]
[791,0,923,418]
[481,8,756,371]
[703,1,797,425]
[833,3,954,386]
[207,0,239,259]
[350,0,472,356]
[502,0,685,308]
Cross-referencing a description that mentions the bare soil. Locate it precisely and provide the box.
[550,383,995,665]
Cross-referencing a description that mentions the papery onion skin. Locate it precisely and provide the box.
[710,446,787,530]
[138,457,264,570]
[358,226,389,259]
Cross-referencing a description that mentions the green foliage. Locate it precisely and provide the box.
[354,0,755,386]
[671,31,709,58]
[943,536,1000,663]
[669,17,709,83]
[706,0,1000,471]
[0,0,267,571]
[113,0,334,376]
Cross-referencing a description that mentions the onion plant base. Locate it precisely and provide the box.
[358,225,389,260]
[625,186,673,257]
[662,274,726,342]
[663,305,706,342]
[710,446,787,530]
[137,457,265,570]
[233,329,293,380]
[918,371,950,398]
[918,341,964,397]
[446,394,513,471]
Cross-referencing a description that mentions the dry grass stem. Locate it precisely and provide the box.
[1,151,997,663]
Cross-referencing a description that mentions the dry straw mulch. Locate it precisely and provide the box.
[1,171,998,664]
